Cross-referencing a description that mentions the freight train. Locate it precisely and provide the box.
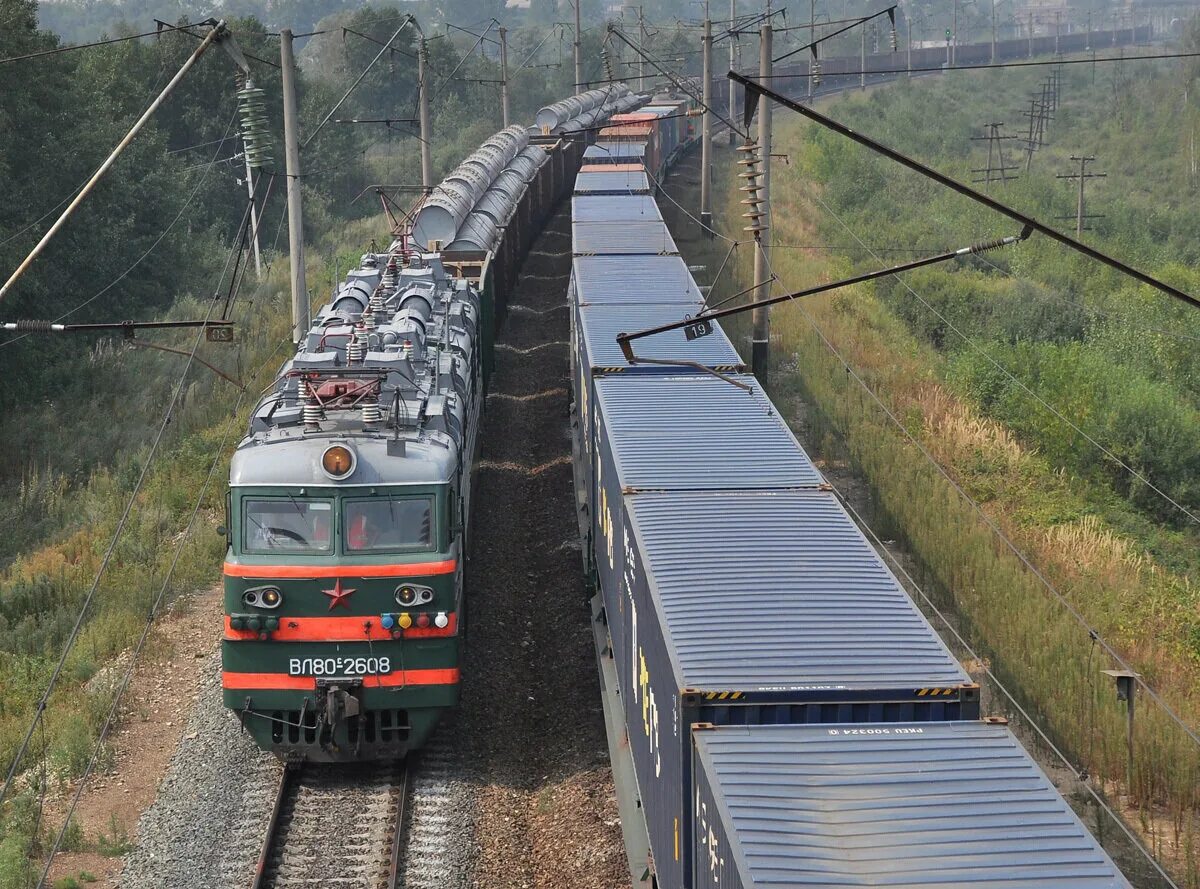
[220,88,643,761]
[567,60,1136,889]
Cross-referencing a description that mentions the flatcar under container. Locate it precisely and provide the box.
[691,721,1132,889]
[612,489,978,889]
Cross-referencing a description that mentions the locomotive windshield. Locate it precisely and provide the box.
[344,496,433,552]
[243,498,333,553]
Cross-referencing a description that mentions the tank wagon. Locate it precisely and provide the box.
[567,111,1133,887]
[223,88,644,762]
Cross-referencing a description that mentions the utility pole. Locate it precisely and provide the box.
[1054,9,1061,54]
[970,122,1020,187]
[1028,10,1034,58]
[418,37,433,189]
[906,14,912,76]
[730,0,739,144]
[499,26,510,127]
[952,0,957,65]
[752,20,772,382]
[574,0,583,95]
[701,10,713,230]
[280,28,308,345]
[990,0,997,63]
[638,5,648,91]
[860,24,866,89]
[1056,154,1106,238]
[808,0,816,98]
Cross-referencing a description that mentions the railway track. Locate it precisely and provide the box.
[250,760,409,889]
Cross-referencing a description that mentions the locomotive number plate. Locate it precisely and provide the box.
[289,656,392,677]
[684,319,714,341]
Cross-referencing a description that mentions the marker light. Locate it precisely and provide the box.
[398,613,413,630]
[434,612,449,629]
[416,612,431,629]
[381,614,395,630]
[321,444,356,479]
[261,588,281,608]
[396,585,418,607]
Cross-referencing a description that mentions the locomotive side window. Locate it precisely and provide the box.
[243,498,333,553]
[344,497,434,552]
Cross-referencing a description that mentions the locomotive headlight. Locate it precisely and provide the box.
[321,444,356,479]
[395,584,433,607]
[243,586,283,609]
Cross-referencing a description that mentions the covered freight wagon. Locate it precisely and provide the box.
[691,721,1131,889]
[610,490,979,889]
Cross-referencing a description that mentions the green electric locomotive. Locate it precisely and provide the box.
[221,249,482,761]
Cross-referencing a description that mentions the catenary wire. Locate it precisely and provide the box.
[0,23,199,65]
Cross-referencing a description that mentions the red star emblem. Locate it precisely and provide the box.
[322,578,356,610]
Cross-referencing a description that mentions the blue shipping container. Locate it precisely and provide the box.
[572,219,679,255]
[614,490,978,889]
[571,194,662,222]
[573,255,702,306]
[691,721,1132,889]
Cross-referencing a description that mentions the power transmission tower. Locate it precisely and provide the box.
[971,123,1020,187]
[1056,154,1106,238]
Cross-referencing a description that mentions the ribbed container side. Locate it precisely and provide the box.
[595,374,824,491]
[629,490,969,692]
[573,170,651,195]
[572,220,678,255]
[692,722,1133,889]
[572,255,699,304]
[571,195,661,223]
[584,142,648,163]
[577,303,740,371]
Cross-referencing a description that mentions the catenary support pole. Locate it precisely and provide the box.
[701,12,713,230]
[499,26,510,127]
[752,20,772,381]
[729,0,739,145]
[280,28,308,344]
[418,37,433,189]
[860,23,866,89]
[575,0,583,95]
